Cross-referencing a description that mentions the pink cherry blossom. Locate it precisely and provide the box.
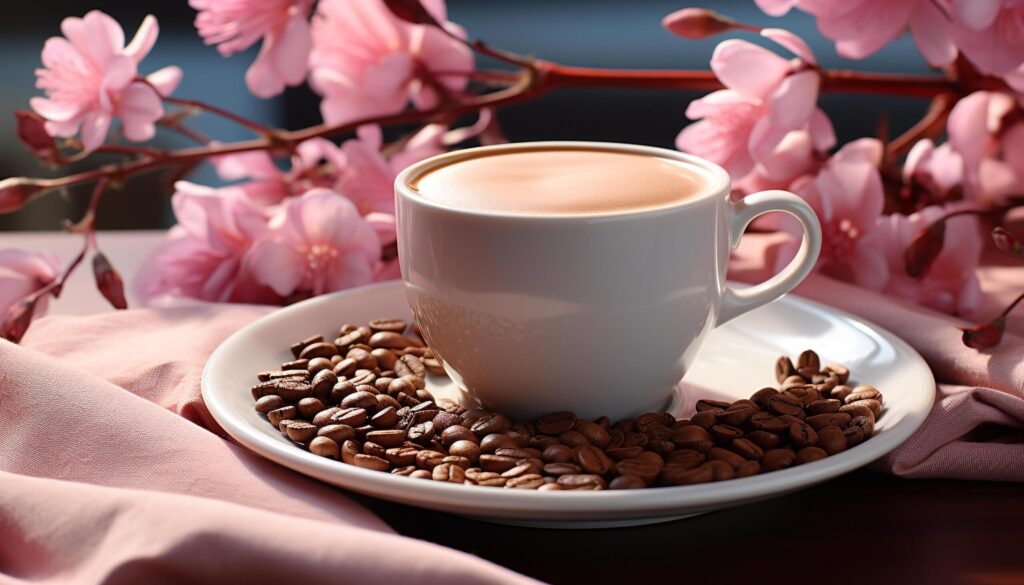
[246,189,380,297]
[136,182,277,303]
[30,11,182,152]
[946,91,1024,206]
[0,249,62,327]
[213,137,348,205]
[950,0,1024,91]
[678,29,834,178]
[903,139,964,202]
[309,0,473,124]
[875,205,983,317]
[190,0,314,98]
[775,138,889,290]
[755,0,956,67]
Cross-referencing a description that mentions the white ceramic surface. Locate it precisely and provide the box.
[202,281,934,529]
[395,142,823,420]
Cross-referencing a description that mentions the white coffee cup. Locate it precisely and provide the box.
[395,141,821,420]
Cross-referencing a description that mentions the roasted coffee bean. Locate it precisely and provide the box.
[368,331,414,350]
[543,462,583,476]
[276,419,297,433]
[495,447,542,460]
[506,429,532,448]
[334,329,364,348]
[396,354,426,378]
[475,472,509,487]
[751,387,779,410]
[291,335,324,358]
[731,438,765,460]
[846,385,883,404]
[783,385,821,406]
[647,440,675,456]
[797,349,821,372]
[847,399,882,417]
[689,410,720,429]
[775,356,796,383]
[251,380,282,399]
[318,424,354,443]
[542,444,576,463]
[362,441,386,459]
[529,435,563,452]
[415,450,445,470]
[612,419,636,432]
[735,460,761,478]
[308,357,334,376]
[392,465,417,476]
[781,375,806,389]
[502,459,543,478]
[557,474,606,490]
[789,421,818,448]
[441,425,478,447]
[432,463,467,483]
[348,370,377,387]
[843,425,865,447]
[367,318,406,333]
[574,445,613,474]
[768,393,804,416]
[806,398,842,415]
[635,412,674,432]
[559,430,591,448]
[480,454,519,473]
[696,399,732,412]
[666,463,714,485]
[296,397,325,420]
[707,459,736,481]
[616,458,661,484]
[385,446,419,467]
[365,429,407,448]
[504,474,545,489]
[746,430,782,450]
[376,394,401,411]
[267,405,297,427]
[621,431,649,449]
[281,358,309,371]
[573,420,611,448]
[471,413,511,437]
[710,424,744,444]
[300,342,338,360]
[666,448,706,469]
[717,403,757,427]
[285,421,318,443]
[254,394,285,414]
[408,421,436,442]
[796,446,828,464]
[339,440,360,464]
[330,380,356,403]
[839,403,876,421]
[371,350,398,373]
[805,412,852,431]
[310,369,338,398]
[817,426,847,455]
[762,448,797,471]
[423,358,446,376]
[708,447,746,470]
[353,454,389,471]
[823,363,850,383]
[309,436,339,459]
[330,407,367,427]
[850,415,875,437]
[671,425,713,453]
[341,391,377,410]
[829,384,853,402]
[448,440,481,464]
[275,380,313,402]
[480,434,518,454]
[435,398,463,414]
[346,347,378,371]
[797,366,819,381]
[354,384,379,397]
[431,411,463,432]
[609,475,647,489]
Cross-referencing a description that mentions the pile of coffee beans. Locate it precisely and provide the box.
[251,320,885,490]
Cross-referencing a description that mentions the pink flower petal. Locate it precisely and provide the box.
[79,111,112,152]
[274,15,313,86]
[247,238,304,297]
[29,97,80,122]
[710,39,790,98]
[755,0,799,16]
[761,28,817,64]
[118,82,163,142]
[61,10,125,65]
[748,70,819,163]
[953,0,1001,30]
[909,0,956,67]
[146,66,183,96]
[808,108,836,151]
[125,14,159,63]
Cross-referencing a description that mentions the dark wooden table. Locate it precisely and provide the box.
[361,471,1024,584]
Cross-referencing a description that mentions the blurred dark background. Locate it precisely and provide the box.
[0,0,937,232]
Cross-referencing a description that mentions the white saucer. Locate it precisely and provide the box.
[202,281,934,529]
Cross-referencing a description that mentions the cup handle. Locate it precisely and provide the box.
[717,190,822,326]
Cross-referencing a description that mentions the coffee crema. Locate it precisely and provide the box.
[408,147,707,215]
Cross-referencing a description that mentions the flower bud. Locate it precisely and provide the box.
[904,219,946,278]
[992,227,1024,258]
[960,317,1005,350]
[15,110,60,165]
[92,252,128,310]
[0,177,44,214]
[2,298,37,343]
[662,8,738,39]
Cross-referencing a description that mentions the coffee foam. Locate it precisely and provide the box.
[409,147,707,215]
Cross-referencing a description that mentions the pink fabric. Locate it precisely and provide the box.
[2,305,536,585]
[732,232,1024,481]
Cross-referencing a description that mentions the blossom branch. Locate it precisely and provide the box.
[161,94,275,138]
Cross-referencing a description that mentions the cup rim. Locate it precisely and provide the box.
[394,141,732,221]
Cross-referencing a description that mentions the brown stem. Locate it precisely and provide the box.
[162,94,274,137]
[887,94,953,161]
[31,178,107,302]
[998,291,1024,319]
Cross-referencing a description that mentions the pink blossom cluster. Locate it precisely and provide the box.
[677,24,996,318]
[135,124,452,304]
